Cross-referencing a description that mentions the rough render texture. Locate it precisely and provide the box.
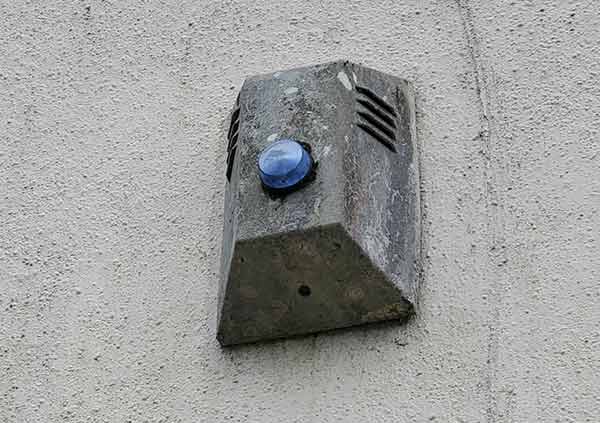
[0,1,598,422]
[218,61,419,345]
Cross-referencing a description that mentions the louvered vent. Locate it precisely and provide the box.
[225,96,241,181]
[355,85,398,153]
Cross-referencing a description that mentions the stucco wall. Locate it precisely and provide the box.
[1,1,598,422]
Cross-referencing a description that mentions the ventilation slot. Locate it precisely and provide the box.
[226,104,241,181]
[356,99,396,129]
[355,85,398,153]
[227,121,239,151]
[355,86,397,117]
[356,123,397,153]
[357,111,395,140]
[225,146,237,181]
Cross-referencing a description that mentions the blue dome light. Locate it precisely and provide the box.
[258,139,313,191]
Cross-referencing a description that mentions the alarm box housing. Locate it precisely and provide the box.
[217,61,420,346]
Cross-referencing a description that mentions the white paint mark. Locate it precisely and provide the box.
[273,72,281,78]
[284,87,298,95]
[267,133,278,142]
[352,72,358,83]
[337,71,352,91]
[312,197,322,220]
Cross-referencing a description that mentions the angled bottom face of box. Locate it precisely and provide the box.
[217,223,415,346]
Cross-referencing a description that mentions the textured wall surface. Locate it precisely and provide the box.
[1,1,598,422]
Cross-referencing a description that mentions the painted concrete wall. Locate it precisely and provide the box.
[1,1,598,422]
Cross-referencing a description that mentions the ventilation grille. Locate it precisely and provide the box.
[355,85,398,153]
[225,96,240,181]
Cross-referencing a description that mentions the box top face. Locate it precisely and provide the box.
[229,61,413,242]
[232,61,356,242]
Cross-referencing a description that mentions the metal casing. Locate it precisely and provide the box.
[218,61,420,346]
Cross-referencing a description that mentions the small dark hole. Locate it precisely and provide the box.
[298,285,311,297]
[240,257,245,263]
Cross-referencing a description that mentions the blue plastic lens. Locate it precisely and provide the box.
[258,139,312,190]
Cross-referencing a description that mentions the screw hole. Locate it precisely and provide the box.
[298,284,311,297]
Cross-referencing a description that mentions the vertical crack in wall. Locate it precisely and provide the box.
[457,1,509,422]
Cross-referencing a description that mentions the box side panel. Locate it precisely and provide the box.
[217,97,243,314]
[342,64,420,303]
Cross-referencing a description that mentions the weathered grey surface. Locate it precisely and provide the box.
[1,1,598,422]
[218,62,419,345]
